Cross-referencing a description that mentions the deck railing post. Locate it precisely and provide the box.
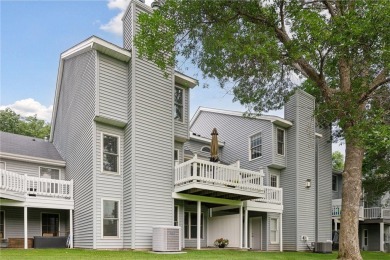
[70,179,74,199]
[24,174,27,196]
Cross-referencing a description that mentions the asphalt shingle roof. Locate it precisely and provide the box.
[0,131,64,161]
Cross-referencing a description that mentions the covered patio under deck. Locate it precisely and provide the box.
[0,169,74,249]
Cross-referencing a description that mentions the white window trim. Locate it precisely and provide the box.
[184,211,204,240]
[41,212,60,237]
[101,198,121,239]
[0,210,5,239]
[174,205,179,226]
[174,149,179,165]
[270,217,279,244]
[101,132,120,175]
[363,229,368,247]
[276,128,285,156]
[174,85,184,123]
[0,161,6,171]
[332,175,338,192]
[249,132,262,161]
[39,166,62,180]
[270,174,279,188]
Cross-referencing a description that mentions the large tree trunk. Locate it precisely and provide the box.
[338,136,364,260]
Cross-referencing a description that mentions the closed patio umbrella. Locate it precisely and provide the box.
[210,128,219,162]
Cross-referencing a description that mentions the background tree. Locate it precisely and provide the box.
[134,1,390,259]
[0,108,51,139]
[332,151,345,171]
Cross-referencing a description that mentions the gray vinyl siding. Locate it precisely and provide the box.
[0,206,68,238]
[174,200,185,248]
[316,127,332,242]
[267,212,281,251]
[52,50,96,248]
[125,1,174,249]
[123,63,132,248]
[184,140,215,160]
[272,125,286,168]
[0,159,65,179]
[183,202,208,248]
[97,53,128,123]
[174,86,189,140]
[190,112,273,175]
[283,90,317,251]
[94,123,124,248]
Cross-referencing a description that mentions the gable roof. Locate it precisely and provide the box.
[190,107,293,128]
[0,131,65,166]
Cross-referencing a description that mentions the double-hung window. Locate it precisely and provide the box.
[42,213,59,236]
[102,200,119,238]
[270,175,278,188]
[40,167,60,179]
[277,128,285,155]
[174,87,183,121]
[270,218,279,243]
[102,134,119,173]
[184,212,203,239]
[250,133,262,160]
[332,175,338,192]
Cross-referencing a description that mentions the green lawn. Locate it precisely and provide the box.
[0,249,389,260]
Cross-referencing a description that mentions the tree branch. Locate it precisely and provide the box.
[359,69,390,103]
[322,0,337,17]
[279,0,286,33]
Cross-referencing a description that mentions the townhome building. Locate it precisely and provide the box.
[1,0,333,251]
[332,172,390,252]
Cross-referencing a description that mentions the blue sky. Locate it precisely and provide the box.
[0,0,345,154]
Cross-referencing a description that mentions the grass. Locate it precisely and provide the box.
[0,249,389,260]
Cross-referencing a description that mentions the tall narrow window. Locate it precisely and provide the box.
[174,87,183,121]
[270,175,278,188]
[174,206,179,226]
[103,200,119,237]
[332,175,338,192]
[174,150,179,164]
[42,213,59,236]
[363,229,368,247]
[0,211,4,239]
[184,212,203,239]
[103,134,119,173]
[40,167,60,179]
[270,218,279,243]
[250,133,262,160]
[277,128,285,155]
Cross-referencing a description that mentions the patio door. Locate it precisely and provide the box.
[250,217,262,250]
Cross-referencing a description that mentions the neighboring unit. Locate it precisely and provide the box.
[332,171,390,252]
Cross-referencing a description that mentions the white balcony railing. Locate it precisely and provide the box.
[0,169,73,199]
[175,156,264,194]
[364,207,390,219]
[331,199,364,218]
[253,186,283,205]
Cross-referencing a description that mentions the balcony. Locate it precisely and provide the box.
[364,207,390,220]
[174,156,267,201]
[0,169,73,209]
[332,199,364,219]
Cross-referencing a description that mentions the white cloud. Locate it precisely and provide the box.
[100,0,154,36]
[0,99,53,122]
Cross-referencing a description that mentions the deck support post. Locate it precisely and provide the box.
[69,209,73,248]
[244,207,248,248]
[239,204,243,248]
[380,222,384,252]
[24,206,28,249]
[197,200,201,250]
[334,218,338,231]
[279,213,283,252]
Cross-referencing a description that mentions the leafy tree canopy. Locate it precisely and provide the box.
[332,151,345,171]
[135,1,390,259]
[0,108,51,139]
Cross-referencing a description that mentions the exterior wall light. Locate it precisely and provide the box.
[306,179,311,188]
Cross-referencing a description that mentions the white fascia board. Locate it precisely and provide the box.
[0,152,66,167]
[189,132,224,147]
[175,72,198,89]
[190,107,293,128]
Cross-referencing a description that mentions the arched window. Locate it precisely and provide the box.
[201,146,211,153]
